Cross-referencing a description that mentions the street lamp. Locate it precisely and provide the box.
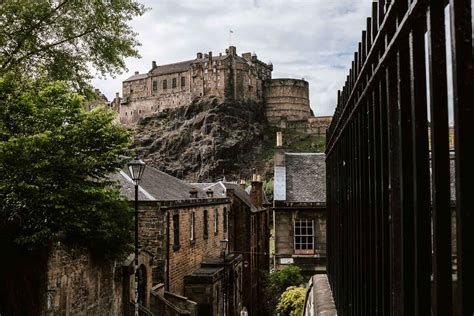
[128,156,146,316]
[220,239,229,316]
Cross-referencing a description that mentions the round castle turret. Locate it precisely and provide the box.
[264,78,311,124]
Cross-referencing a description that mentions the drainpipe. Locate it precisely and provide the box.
[273,202,276,271]
[166,210,170,291]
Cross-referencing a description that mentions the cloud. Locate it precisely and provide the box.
[92,0,372,116]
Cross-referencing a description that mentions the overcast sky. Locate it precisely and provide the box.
[92,0,372,116]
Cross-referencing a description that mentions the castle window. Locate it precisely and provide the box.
[204,69,208,74]
[181,76,185,87]
[173,214,180,251]
[163,80,167,90]
[152,80,157,94]
[172,78,177,88]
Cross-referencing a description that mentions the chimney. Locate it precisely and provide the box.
[242,52,251,61]
[228,46,237,56]
[189,188,198,198]
[275,131,285,167]
[239,179,246,189]
[276,131,283,147]
[115,92,120,99]
[250,170,263,207]
[206,189,214,198]
[208,51,212,60]
[152,61,157,69]
[197,52,203,59]
[274,132,286,201]
[134,71,139,75]
[251,52,257,61]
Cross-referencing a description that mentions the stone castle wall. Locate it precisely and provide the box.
[264,78,312,124]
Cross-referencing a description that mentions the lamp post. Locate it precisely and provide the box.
[220,239,229,316]
[128,157,146,316]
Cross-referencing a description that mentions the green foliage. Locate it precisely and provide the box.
[277,286,306,316]
[0,0,147,90]
[262,265,305,315]
[0,73,133,258]
[263,178,274,201]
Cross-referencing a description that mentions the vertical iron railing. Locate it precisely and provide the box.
[325,0,473,315]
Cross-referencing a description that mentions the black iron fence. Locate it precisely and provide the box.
[325,0,473,315]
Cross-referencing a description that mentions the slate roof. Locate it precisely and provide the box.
[190,181,265,212]
[123,73,148,82]
[112,165,207,201]
[123,54,250,83]
[150,59,196,76]
[285,153,326,203]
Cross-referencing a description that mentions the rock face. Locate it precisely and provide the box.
[133,98,266,181]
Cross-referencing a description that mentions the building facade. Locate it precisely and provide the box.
[116,46,273,125]
[272,134,327,278]
[192,178,271,315]
[114,165,243,315]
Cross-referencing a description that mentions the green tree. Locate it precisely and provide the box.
[0,0,146,90]
[0,73,132,257]
[277,286,306,316]
[262,265,305,315]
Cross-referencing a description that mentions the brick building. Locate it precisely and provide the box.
[114,165,243,315]
[192,177,271,315]
[272,134,327,278]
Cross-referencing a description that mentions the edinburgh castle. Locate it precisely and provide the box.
[112,46,331,135]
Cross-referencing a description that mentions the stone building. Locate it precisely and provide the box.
[272,133,327,278]
[116,46,273,125]
[112,45,331,135]
[192,177,271,315]
[114,165,245,315]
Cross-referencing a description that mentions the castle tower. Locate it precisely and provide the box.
[263,78,312,125]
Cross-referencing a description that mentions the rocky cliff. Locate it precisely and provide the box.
[133,98,266,181]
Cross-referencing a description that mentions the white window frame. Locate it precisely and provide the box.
[294,219,314,254]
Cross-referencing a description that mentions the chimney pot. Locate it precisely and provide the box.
[276,131,283,147]
[197,52,203,59]
[115,92,119,98]
[134,71,139,75]
[152,61,157,69]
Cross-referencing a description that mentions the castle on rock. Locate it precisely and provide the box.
[112,46,330,135]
